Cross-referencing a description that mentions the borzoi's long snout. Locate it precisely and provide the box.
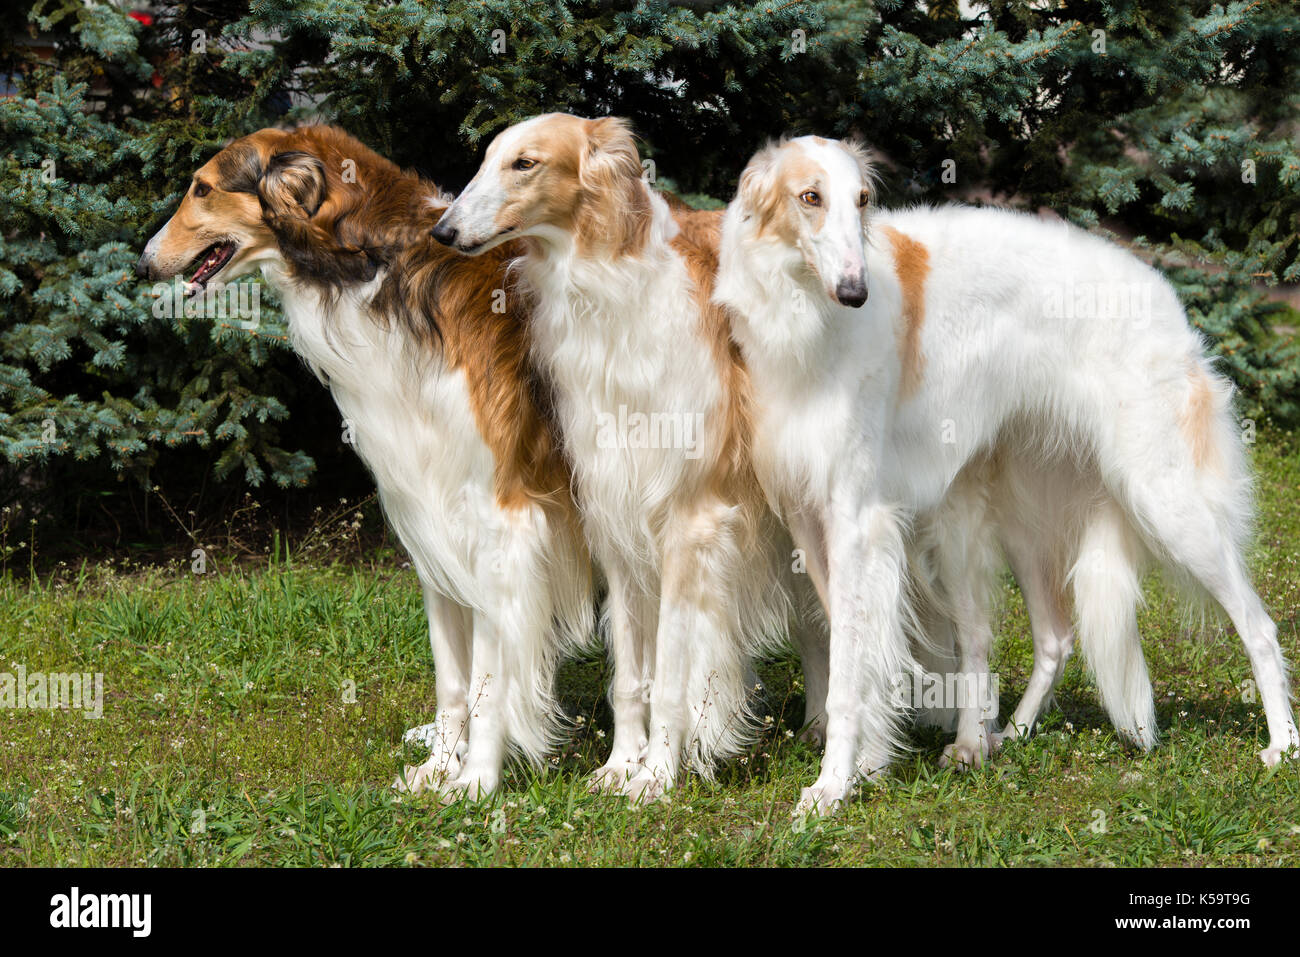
[431,177,504,254]
[821,207,868,308]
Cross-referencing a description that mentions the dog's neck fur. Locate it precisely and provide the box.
[256,143,572,514]
[512,184,767,565]
[716,203,834,366]
[716,206,900,378]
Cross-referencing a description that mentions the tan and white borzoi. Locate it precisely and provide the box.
[433,113,809,801]
[715,135,1299,813]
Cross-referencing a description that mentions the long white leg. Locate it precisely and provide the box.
[590,560,656,790]
[995,540,1074,745]
[449,605,508,799]
[1128,480,1298,761]
[624,502,749,802]
[1147,514,1295,762]
[397,586,472,794]
[930,486,999,770]
[1111,441,1297,763]
[797,497,912,816]
[938,586,996,769]
[624,591,692,803]
[787,507,830,745]
[1216,569,1298,765]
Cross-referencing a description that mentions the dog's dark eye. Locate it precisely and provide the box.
[800,190,821,207]
[193,182,212,198]
[512,157,537,172]
[858,190,869,208]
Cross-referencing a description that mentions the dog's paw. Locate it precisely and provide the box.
[939,736,992,771]
[622,769,670,806]
[988,728,1015,753]
[794,781,847,818]
[444,767,499,802]
[1259,745,1298,768]
[588,758,643,794]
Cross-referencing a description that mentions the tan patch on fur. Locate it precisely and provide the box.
[574,117,651,258]
[880,225,930,398]
[1179,367,1218,470]
[667,204,765,514]
[745,152,825,244]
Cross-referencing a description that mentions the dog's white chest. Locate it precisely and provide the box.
[528,255,721,564]
[277,281,500,602]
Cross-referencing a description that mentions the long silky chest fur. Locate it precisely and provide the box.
[275,276,501,606]
[522,228,725,571]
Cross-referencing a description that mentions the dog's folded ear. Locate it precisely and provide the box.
[736,142,783,231]
[259,151,327,220]
[575,117,650,255]
[578,117,643,192]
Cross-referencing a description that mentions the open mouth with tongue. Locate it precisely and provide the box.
[185,241,238,292]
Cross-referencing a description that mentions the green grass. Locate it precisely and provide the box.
[3,432,1300,867]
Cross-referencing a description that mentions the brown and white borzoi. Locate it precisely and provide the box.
[137,125,593,798]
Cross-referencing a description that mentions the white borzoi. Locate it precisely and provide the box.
[138,125,593,798]
[715,135,1299,813]
[433,114,801,801]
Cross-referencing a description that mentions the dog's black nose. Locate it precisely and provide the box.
[135,255,153,280]
[835,277,868,308]
[431,222,458,247]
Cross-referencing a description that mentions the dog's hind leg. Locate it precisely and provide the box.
[995,535,1074,746]
[1120,477,1296,763]
[1101,362,1298,764]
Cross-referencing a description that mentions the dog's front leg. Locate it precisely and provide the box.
[624,502,750,804]
[590,560,656,791]
[397,586,472,795]
[623,575,691,804]
[445,605,510,800]
[785,506,831,746]
[797,494,911,816]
